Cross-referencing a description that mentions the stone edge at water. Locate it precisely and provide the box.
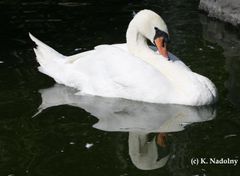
[199,0,240,26]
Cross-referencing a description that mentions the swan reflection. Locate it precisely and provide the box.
[37,84,216,133]
[129,132,170,170]
[36,84,216,170]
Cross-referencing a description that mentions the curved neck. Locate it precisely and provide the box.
[126,23,155,59]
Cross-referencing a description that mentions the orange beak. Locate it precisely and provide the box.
[155,37,169,59]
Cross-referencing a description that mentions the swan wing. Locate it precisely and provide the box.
[30,34,216,105]
[65,44,175,102]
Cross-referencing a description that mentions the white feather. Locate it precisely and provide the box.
[29,10,217,106]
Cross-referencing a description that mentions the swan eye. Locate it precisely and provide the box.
[154,27,170,44]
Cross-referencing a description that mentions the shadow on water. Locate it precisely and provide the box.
[0,0,239,176]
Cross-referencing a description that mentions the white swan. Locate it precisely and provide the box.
[30,9,217,106]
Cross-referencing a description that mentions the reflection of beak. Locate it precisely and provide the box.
[156,133,167,148]
[155,37,169,59]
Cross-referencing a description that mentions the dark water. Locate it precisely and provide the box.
[0,0,240,176]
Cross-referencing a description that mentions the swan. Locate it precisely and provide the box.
[29,9,217,106]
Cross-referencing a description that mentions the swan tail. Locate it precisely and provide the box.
[29,33,66,72]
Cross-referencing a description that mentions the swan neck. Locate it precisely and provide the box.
[126,24,154,58]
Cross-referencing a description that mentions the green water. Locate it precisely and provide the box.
[0,0,239,175]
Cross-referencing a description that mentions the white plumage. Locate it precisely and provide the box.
[30,9,217,106]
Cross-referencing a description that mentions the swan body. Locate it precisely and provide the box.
[30,10,217,106]
[37,84,216,132]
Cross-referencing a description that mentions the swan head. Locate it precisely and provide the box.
[127,10,170,58]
